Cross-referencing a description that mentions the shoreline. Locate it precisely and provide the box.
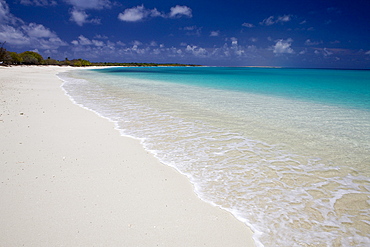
[0,66,255,246]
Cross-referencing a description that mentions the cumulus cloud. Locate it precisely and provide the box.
[65,0,111,10]
[186,45,207,57]
[71,35,92,45]
[0,25,29,46]
[272,39,294,54]
[64,0,109,26]
[169,5,192,18]
[181,26,202,36]
[70,9,88,26]
[117,5,162,22]
[94,34,108,39]
[118,5,192,22]
[210,30,220,37]
[230,37,238,46]
[0,0,66,50]
[299,49,307,55]
[70,8,100,26]
[242,22,254,28]
[71,35,105,47]
[260,16,275,26]
[149,41,158,46]
[132,40,142,46]
[118,5,144,22]
[277,15,291,22]
[0,22,66,49]
[22,23,54,37]
[260,15,292,26]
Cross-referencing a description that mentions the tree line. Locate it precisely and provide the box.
[0,42,199,67]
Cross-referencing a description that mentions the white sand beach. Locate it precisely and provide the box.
[0,66,255,246]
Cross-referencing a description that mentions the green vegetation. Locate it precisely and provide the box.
[0,43,199,67]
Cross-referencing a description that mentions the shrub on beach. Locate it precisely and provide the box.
[20,51,44,65]
[8,52,23,64]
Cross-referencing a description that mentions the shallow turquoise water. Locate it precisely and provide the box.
[95,67,370,110]
[60,67,370,247]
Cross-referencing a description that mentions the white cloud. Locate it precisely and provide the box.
[118,5,162,22]
[181,26,202,36]
[71,35,106,47]
[70,8,100,26]
[70,9,88,26]
[272,39,294,54]
[0,22,67,49]
[0,0,10,22]
[73,35,92,45]
[260,16,275,26]
[37,36,66,49]
[210,30,220,37]
[149,41,157,46]
[299,49,307,55]
[118,5,192,22]
[0,1,66,50]
[118,5,147,22]
[277,15,291,22]
[230,37,238,46]
[132,40,142,46]
[71,40,79,45]
[92,40,104,46]
[0,25,30,45]
[365,51,370,55]
[210,42,260,60]
[186,45,207,57]
[324,48,333,56]
[22,23,54,38]
[169,5,192,18]
[94,34,108,39]
[260,15,292,26]
[242,22,255,28]
[183,26,196,31]
[65,0,111,10]
[0,0,23,25]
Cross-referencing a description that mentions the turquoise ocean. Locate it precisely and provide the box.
[59,67,370,246]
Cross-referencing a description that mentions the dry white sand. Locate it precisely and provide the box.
[0,66,255,246]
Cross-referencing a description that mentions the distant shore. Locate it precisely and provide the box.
[0,66,255,246]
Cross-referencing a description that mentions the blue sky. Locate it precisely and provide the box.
[1,0,369,68]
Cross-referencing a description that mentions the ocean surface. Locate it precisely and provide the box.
[58,67,370,247]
